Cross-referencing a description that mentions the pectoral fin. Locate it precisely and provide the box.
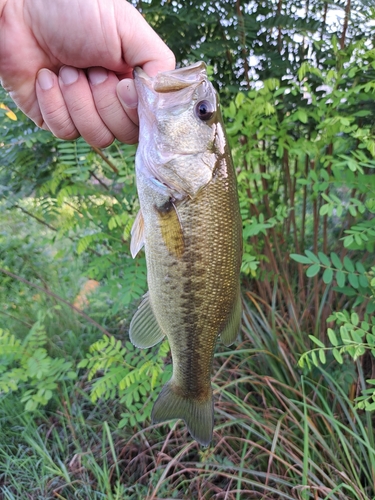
[129,293,165,349]
[220,289,242,347]
[130,210,145,258]
[155,201,184,258]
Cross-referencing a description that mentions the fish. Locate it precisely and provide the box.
[129,61,242,446]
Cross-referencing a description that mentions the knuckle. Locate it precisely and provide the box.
[82,126,114,148]
[93,135,115,148]
[42,106,79,140]
[115,123,139,145]
[57,130,80,141]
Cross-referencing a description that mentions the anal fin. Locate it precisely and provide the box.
[129,293,165,349]
[220,288,242,347]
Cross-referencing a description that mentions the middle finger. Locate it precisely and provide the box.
[59,66,114,148]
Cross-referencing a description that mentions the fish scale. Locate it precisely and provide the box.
[129,62,242,446]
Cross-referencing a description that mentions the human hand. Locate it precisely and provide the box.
[0,0,175,146]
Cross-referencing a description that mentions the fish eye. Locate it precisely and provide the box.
[194,100,215,121]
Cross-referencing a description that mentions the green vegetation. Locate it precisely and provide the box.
[1,0,375,498]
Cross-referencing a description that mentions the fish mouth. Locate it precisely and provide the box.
[134,61,207,93]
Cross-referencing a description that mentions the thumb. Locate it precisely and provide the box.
[117,3,175,77]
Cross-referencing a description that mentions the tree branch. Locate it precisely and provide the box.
[91,147,119,174]
[340,0,351,50]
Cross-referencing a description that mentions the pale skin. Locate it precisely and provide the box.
[0,0,175,146]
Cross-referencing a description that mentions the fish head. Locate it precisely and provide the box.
[134,62,226,198]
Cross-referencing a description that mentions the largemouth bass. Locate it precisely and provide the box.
[129,61,242,446]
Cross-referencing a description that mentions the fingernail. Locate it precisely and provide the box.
[88,67,108,85]
[60,66,79,85]
[37,69,54,90]
[117,79,138,109]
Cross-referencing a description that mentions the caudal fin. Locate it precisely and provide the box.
[151,381,214,447]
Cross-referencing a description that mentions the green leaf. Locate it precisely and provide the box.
[354,233,362,245]
[305,250,320,264]
[348,273,359,288]
[354,110,372,117]
[344,235,354,248]
[298,109,308,123]
[44,389,53,401]
[309,335,325,348]
[330,252,342,270]
[362,322,370,332]
[323,268,333,284]
[340,325,350,342]
[354,346,366,360]
[351,312,359,327]
[290,253,313,264]
[319,349,326,364]
[311,350,319,367]
[365,401,375,411]
[356,261,366,274]
[327,328,338,347]
[298,355,306,368]
[235,92,245,107]
[336,270,346,288]
[319,204,330,216]
[318,252,330,266]
[359,275,368,288]
[25,399,38,411]
[343,256,355,272]
[349,205,357,216]
[306,264,320,277]
[332,348,343,364]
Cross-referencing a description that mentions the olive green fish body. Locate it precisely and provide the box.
[130,62,242,446]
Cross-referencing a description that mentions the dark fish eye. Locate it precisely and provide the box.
[195,100,215,121]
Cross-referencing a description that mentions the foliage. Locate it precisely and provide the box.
[221,32,375,408]
[225,39,374,290]
[78,335,172,428]
[1,0,375,498]
[0,313,76,411]
[1,297,374,499]
[291,251,372,310]
[138,0,375,92]
[0,86,147,312]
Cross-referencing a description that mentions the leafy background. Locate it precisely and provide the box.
[1,0,375,498]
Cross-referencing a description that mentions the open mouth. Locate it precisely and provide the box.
[134,62,207,93]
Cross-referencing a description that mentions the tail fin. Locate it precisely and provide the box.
[151,381,214,447]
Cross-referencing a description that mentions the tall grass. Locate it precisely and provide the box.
[1,289,374,499]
